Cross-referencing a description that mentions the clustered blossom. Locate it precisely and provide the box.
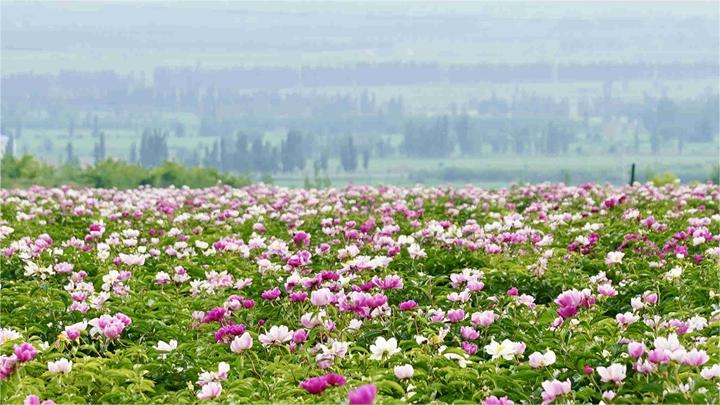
[88,313,131,339]
[299,373,346,395]
[0,182,717,404]
[196,362,229,400]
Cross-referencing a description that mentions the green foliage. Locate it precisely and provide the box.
[1,155,251,189]
[651,171,679,187]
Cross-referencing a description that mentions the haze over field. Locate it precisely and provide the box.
[1,1,718,187]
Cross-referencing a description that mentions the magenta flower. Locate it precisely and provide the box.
[348,384,377,405]
[292,329,309,344]
[202,307,228,324]
[261,287,281,301]
[323,373,346,386]
[214,324,246,343]
[300,376,329,395]
[289,291,308,302]
[14,342,38,362]
[398,300,418,311]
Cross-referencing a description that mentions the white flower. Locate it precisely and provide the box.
[484,339,517,360]
[48,358,73,374]
[701,364,720,380]
[443,352,471,368]
[0,328,22,344]
[407,243,426,259]
[687,316,707,332]
[346,319,363,332]
[654,333,684,354]
[369,336,401,360]
[394,364,414,379]
[258,325,292,346]
[23,261,55,279]
[155,339,178,352]
[605,251,625,266]
[664,266,683,280]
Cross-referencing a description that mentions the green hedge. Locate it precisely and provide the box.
[1,155,252,189]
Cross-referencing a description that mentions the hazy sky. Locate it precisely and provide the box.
[2,1,718,74]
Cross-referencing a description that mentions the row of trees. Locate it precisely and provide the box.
[133,130,374,176]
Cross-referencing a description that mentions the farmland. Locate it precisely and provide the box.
[0,182,718,403]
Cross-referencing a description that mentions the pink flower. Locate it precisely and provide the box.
[310,288,334,306]
[348,384,377,405]
[54,262,73,274]
[118,253,145,266]
[483,396,514,405]
[602,390,616,401]
[627,341,645,358]
[471,310,496,327]
[461,341,478,355]
[197,381,222,400]
[372,274,404,290]
[682,349,709,366]
[633,359,657,374]
[14,342,38,362]
[541,379,571,404]
[615,312,638,327]
[394,364,414,379]
[597,284,617,297]
[642,291,658,305]
[460,326,480,340]
[230,333,253,353]
[597,363,626,384]
[24,395,54,405]
[648,349,670,364]
[447,309,465,323]
[0,355,18,379]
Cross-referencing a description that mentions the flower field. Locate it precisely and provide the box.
[0,183,719,404]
